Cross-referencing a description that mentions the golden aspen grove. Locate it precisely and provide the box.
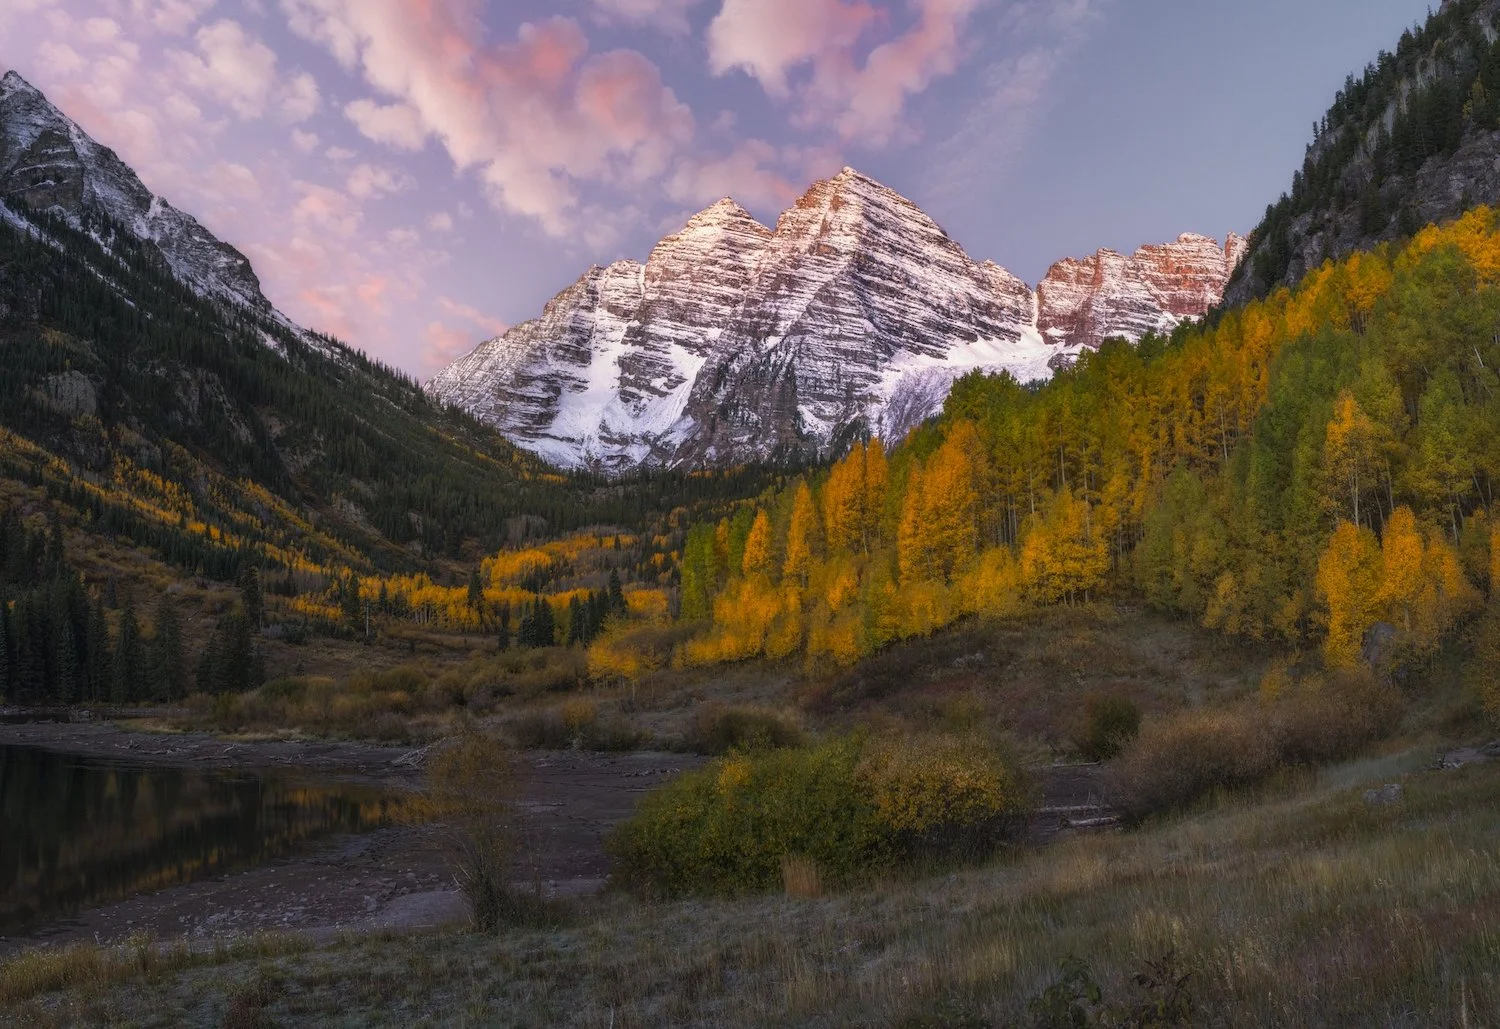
[665,209,1500,679]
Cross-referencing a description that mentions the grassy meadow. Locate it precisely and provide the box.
[1,741,1495,1027]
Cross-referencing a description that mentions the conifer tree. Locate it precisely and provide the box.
[238,564,263,629]
[85,595,110,703]
[111,598,143,704]
[151,594,185,701]
[607,569,627,618]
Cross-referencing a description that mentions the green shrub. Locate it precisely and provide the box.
[1073,693,1142,761]
[610,733,1023,897]
[689,704,805,754]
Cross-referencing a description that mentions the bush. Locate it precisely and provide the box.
[425,730,544,932]
[610,733,1024,897]
[1072,693,1142,762]
[1115,672,1399,820]
[689,705,805,754]
[506,700,645,752]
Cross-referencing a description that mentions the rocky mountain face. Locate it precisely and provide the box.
[1226,0,1500,306]
[430,169,1243,471]
[0,70,309,342]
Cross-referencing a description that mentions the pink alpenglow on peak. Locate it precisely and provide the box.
[427,169,1243,471]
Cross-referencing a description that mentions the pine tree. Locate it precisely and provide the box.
[85,595,110,703]
[341,572,363,629]
[607,569,627,618]
[237,564,263,629]
[151,594,185,702]
[111,598,143,704]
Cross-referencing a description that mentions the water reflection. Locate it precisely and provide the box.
[0,744,411,936]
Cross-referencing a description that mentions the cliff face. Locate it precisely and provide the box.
[0,71,274,318]
[429,169,1242,471]
[1225,0,1500,307]
[1037,233,1245,352]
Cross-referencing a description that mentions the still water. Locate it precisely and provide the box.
[0,743,408,936]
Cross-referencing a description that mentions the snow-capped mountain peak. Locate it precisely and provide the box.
[428,168,1245,471]
[0,71,316,346]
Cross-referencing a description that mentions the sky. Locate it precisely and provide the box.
[0,0,1436,379]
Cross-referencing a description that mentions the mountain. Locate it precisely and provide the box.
[428,169,1243,471]
[0,70,306,339]
[0,70,634,577]
[1227,0,1500,305]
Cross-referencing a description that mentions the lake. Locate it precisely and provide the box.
[0,743,410,937]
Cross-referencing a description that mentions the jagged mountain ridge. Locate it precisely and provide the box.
[429,169,1244,470]
[0,70,317,349]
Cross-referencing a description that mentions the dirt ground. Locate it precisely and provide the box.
[0,723,703,954]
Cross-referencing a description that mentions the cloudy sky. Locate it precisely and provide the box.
[2,0,1431,378]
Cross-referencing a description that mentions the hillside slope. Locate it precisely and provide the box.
[1228,0,1500,304]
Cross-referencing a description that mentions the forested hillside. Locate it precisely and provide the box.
[0,202,791,708]
[1230,0,1500,302]
[666,210,1500,684]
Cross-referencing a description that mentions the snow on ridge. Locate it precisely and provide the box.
[428,167,1240,470]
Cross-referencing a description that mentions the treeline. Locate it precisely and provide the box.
[672,210,1500,673]
[0,503,270,706]
[1239,0,1500,296]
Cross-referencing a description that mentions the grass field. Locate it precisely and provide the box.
[4,741,1495,1027]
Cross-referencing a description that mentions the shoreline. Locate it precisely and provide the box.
[0,721,702,954]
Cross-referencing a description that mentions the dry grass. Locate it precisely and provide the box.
[7,753,1498,1027]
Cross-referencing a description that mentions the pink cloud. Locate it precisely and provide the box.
[346,162,413,199]
[168,19,279,118]
[589,0,704,36]
[126,0,218,36]
[281,2,694,236]
[667,139,801,212]
[344,98,427,150]
[439,297,508,337]
[423,321,481,369]
[707,0,987,146]
[707,0,880,98]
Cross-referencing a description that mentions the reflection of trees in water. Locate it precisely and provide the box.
[0,746,413,933]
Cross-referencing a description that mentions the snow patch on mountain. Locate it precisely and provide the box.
[0,71,325,355]
[429,168,1243,471]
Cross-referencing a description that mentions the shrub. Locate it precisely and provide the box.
[1072,693,1142,762]
[425,729,533,933]
[610,733,1024,897]
[1115,672,1399,820]
[689,705,805,754]
[506,700,645,752]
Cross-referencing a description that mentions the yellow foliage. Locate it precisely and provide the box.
[587,633,658,684]
[898,423,982,584]
[625,588,670,622]
[1315,520,1382,669]
[858,734,1020,835]
[783,482,819,585]
[742,510,773,578]
[1492,519,1500,599]
[1020,489,1110,604]
[956,547,1023,619]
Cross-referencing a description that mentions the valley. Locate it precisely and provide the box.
[3,0,1500,1025]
